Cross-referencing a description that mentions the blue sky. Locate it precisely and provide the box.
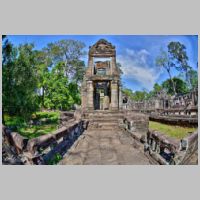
[7,35,198,91]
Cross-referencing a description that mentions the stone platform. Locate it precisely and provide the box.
[59,111,151,165]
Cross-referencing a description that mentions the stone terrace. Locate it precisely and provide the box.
[60,111,151,165]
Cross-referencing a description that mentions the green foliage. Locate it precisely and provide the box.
[42,62,81,110]
[19,124,58,139]
[156,41,191,95]
[153,83,162,94]
[47,153,62,165]
[122,88,134,98]
[4,112,60,139]
[168,42,189,72]
[2,38,86,124]
[43,39,86,83]
[35,111,60,124]
[4,114,26,131]
[122,88,150,101]
[2,42,39,120]
[132,90,148,101]
[162,77,189,95]
[187,69,198,89]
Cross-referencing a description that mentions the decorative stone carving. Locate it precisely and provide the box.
[81,39,121,111]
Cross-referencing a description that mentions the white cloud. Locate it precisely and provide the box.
[117,48,162,90]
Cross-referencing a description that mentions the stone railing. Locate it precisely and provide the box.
[160,106,198,116]
[145,130,198,165]
[149,113,198,127]
[3,119,88,165]
[122,111,149,142]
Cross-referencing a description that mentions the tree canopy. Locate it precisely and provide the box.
[156,41,192,95]
[2,38,86,122]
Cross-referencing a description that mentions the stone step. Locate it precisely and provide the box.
[84,112,124,117]
[89,122,119,126]
[90,118,120,122]
[87,127,120,131]
[87,116,124,120]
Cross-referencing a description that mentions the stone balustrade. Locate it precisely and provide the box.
[3,119,89,164]
[145,130,198,165]
[122,111,149,142]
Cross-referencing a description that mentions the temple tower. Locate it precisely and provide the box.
[81,39,122,111]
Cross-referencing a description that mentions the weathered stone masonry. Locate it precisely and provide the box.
[81,39,122,111]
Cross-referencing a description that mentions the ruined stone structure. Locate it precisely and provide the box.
[81,39,122,111]
[123,88,198,115]
[2,39,197,165]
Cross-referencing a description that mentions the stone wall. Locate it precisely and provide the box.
[149,114,198,127]
[2,119,88,165]
[123,88,198,116]
[122,111,149,142]
[145,130,198,165]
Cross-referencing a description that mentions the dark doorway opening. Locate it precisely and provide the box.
[93,81,111,110]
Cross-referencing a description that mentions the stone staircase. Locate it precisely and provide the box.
[83,111,124,131]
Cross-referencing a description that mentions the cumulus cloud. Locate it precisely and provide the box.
[117,48,162,90]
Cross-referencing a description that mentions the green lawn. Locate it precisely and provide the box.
[4,111,60,139]
[149,121,197,139]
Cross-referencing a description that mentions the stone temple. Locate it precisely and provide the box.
[81,39,122,111]
[2,39,198,165]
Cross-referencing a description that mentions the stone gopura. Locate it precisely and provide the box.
[81,39,122,111]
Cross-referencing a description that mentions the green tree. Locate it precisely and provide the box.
[2,42,39,121]
[132,90,148,101]
[34,50,51,108]
[187,69,198,89]
[2,38,17,123]
[122,88,134,98]
[156,42,191,95]
[162,77,189,95]
[13,44,39,118]
[156,49,176,94]
[168,42,190,72]
[153,83,162,94]
[44,39,86,82]
[43,62,81,110]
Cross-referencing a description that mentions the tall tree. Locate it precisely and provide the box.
[168,41,191,84]
[2,42,39,121]
[162,77,189,95]
[156,49,176,94]
[43,62,81,110]
[44,39,86,82]
[187,69,198,89]
[156,42,191,95]
[34,50,51,108]
[2,37,17,123]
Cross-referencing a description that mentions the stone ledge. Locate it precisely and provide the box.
[2,120,88,164]
[146,129,198,165]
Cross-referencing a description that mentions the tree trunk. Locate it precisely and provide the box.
[167,70,176,95]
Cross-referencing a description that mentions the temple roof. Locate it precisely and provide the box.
[89,39,116,57]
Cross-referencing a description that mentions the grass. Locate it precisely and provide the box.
[4,111,60,139]
[18,124,58,139]
[149,121,197,139]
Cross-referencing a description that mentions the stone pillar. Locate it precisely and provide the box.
[88,56,94,75]
[111,56,116,74]
[87,80,94,110]
[81,89,87,111]
[81,79,87,111]
[155,99,159,109]
[111,80,118,110]
[119,84,123,110]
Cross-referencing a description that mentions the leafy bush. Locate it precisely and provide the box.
[4,111,60,139]
[47,153,62,165]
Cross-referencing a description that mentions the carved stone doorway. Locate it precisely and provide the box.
[93,81,111,110]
